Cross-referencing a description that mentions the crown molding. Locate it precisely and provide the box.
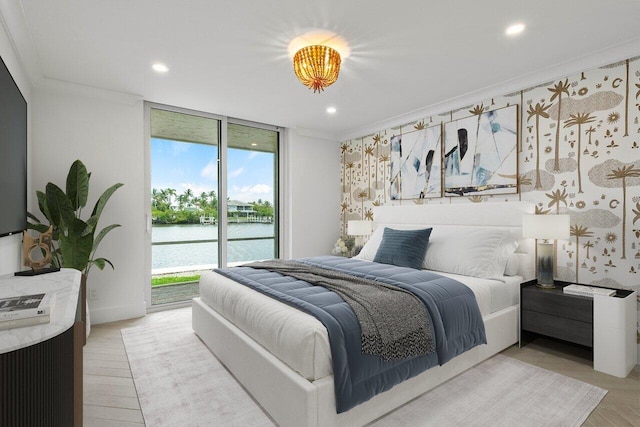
[39,77,143,105]
[0,0,43,88]
[290,127,339,143]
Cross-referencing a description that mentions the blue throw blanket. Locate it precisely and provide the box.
[215,255,486,413]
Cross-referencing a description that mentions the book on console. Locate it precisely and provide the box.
[0,293,56,322]
[563,284,616,297]
[0,314,50,331]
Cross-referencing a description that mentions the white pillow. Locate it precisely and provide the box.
[504,253,519,276]
[515,252,534,280]
[423,226,517,278]
[357,224,518,279]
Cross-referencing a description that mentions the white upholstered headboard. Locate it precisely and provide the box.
[372,202,536,280]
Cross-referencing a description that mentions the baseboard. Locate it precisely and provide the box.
[89,301,146,324]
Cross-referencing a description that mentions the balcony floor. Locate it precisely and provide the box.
[151,282,200,306]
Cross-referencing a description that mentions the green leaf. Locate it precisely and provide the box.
[45,183,74,232]
[27,211,42,223]
[51,256,61,268]
[58,218,93,271]
[93,224,120,253]
[91,258,114,270]
[66,160,90,211]
[77,218,93,237]
[26,223,50,234]
[91,258,106,270]
[53,246,63,268]
[85,216,98,234]
[91,183,123,219]
[36,191,52,224]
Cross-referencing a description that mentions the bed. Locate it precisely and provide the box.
[192,201,535,426]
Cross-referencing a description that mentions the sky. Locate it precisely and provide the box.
[151,138,275,204]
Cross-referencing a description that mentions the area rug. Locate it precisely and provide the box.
[122,309,274,426]
[122,309,606,427]
[369,354,606,426]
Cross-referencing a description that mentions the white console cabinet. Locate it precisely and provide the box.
[593,290,637,378]
[0,268,84,426]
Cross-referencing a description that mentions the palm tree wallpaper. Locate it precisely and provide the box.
[339,55,640,350]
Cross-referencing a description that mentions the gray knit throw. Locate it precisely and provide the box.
[243,260,434,361]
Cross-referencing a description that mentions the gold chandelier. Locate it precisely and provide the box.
[293,45,341,93]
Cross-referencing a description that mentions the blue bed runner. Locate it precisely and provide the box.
[215,255,486,413]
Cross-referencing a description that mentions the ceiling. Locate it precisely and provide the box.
[9,0,640,140]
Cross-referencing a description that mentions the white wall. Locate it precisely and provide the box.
[284,128,341,258]
[31,81,146,323]
[0,235,20,275]
[29,85,339,324]
[0,14,31,275]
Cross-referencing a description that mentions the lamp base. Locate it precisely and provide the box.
[536,241,555,288]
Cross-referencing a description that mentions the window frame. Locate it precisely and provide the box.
[144,102,283,310]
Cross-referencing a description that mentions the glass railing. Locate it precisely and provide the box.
[150,227,276,305]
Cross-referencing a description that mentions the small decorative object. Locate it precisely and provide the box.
[347,220,372,255]
[293,45,341,93]
[332,236,355,257]
[22,226,53,271]
[444,104,518,196]
[523,214,570,288]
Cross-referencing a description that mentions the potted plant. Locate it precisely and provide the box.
[27,159,123,340]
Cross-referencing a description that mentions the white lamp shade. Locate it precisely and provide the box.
[347,220,372,236]
[522,214,570,240]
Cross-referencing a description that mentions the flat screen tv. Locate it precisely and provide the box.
[0,54,27,237]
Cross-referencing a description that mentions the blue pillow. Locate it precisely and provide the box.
[373,227,432,269]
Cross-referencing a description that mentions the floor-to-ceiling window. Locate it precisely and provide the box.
[225,121,279,266]
[146,104,280,307]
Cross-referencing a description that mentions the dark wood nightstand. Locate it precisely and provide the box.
[520,280,593,349]
[519,280,637,377]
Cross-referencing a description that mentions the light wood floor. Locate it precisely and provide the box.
[83,308,190,426]
[84,307,640,426]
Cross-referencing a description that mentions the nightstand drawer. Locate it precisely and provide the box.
[521,287,593,323]
[522,309,593,347]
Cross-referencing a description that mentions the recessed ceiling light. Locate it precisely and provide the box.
[505,23,525,36]
[152,63,169,73]
[326,106,337,114]
[251,143,257,146]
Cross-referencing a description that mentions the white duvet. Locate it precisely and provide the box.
[198,269,521,382]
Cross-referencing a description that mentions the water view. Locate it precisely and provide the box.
[152,223,276,273]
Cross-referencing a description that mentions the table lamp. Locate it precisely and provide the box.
[522,214,570,288]
[347,220,372,256]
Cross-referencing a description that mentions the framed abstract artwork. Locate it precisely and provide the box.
[389,122,442,200]
[443,104,518,196]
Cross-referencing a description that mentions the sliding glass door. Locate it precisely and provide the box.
[146,104,280,307]
[225,122,279,266]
